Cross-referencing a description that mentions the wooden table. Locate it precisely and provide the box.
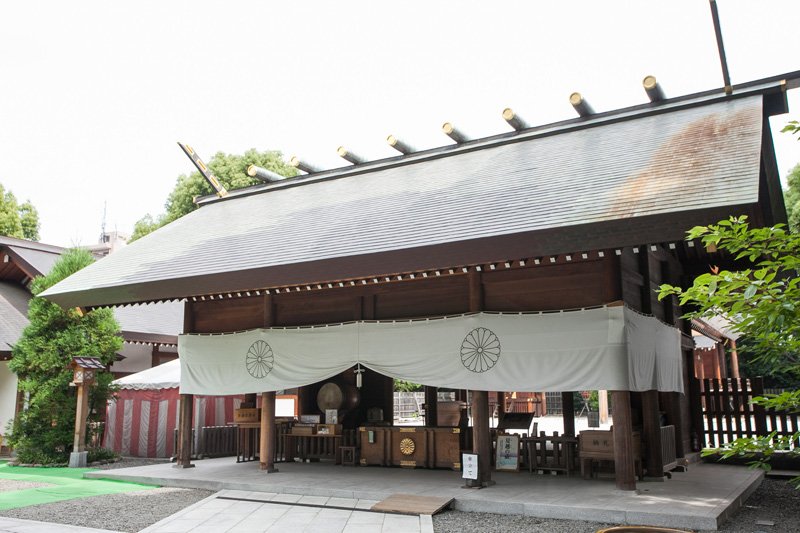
[284,434,342,464]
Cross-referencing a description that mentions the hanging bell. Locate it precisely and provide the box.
[354,364,364,389]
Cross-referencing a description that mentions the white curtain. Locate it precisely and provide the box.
[178,306,683,395]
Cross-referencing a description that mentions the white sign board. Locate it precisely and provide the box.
[462,453,478,480]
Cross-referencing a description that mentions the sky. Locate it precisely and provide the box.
[0,1,798,248]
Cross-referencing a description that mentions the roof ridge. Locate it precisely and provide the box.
[195,70,796,208]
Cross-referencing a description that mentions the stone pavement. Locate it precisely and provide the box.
[88,457,764,530]
[140,490,434,533]
[0,516,121,533]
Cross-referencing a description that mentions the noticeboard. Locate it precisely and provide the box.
[495,434,520,471]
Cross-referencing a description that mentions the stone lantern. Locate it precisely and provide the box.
[68,357,105,467]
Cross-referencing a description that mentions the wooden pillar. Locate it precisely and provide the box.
[728,340,740,379]
[470,389,492,486]
[714,344,724,379]
[424,386,438,427]
[466,269,491,486]
[175,393,195,468]
[695,352,705,380]
[611,390,636,490]
[73,383,89,453]
[641,390,664,479]
[175,300,195,468]
[260,391,277,472]
[151,345,161,367]
[496,391,505,422]
[561,392,575,436]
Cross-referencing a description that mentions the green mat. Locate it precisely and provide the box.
[0,463,157,510]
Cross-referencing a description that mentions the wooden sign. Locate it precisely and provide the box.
[495,434,520,471]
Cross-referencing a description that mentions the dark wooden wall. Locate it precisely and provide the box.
[187,256,621,334]
[620,246,691,458]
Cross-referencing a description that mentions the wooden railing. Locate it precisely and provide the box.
[696,377,799,449]
[199,426,237,458]
[523,431,577,475]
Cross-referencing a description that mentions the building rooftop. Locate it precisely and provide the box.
[40,74,793,309]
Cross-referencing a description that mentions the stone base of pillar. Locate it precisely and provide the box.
[260,464,278,473]
[463,479,496,489]
[69,451,88,468]
[172,463,196,469]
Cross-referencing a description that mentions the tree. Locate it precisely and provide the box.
[130,149,296,241]
[0,183,40,240]
[658,216,800,485]
[783,163,800,233]
[8,249,122,464]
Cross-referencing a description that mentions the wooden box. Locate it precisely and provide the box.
[234,408,261,423]
[291,425,317,435]
[359,426,462,470]
[579,429,641,460]
[315,424,342,435]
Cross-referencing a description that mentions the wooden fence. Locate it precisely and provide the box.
[695,377,799,449]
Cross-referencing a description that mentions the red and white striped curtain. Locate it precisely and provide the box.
[103,389,242,458]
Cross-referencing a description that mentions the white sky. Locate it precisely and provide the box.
[1,0,798,247]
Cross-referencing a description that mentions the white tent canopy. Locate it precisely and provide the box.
[114,358,180,390]
[178,306,683,395]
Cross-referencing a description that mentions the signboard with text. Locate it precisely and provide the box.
[462,453,478,480]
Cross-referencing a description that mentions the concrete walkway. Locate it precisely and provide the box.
[0,516,121,533]
[140,491,433,533]
[87,457,764,531]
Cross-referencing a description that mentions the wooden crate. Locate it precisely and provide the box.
[291,425,317,436]
[234,408,261,423]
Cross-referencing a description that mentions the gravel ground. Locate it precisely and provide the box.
[0,479,53,493]
[1,458,797,532]
[0,486,214,532]
[434,477,800,533]
[0,458,212,532]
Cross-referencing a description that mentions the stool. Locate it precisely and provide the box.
[340,446,357,466]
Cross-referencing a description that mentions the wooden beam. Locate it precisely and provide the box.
[642,75,666,102]
[641,390,664,479]
[569,92,594,116]
[175,393,195,468]
[612,390,636,490]
[260,391,277,472]
[561,392,576,436]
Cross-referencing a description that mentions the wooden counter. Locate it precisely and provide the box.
[359,426,462,470]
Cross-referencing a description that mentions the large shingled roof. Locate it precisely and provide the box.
[41,92,777,309]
